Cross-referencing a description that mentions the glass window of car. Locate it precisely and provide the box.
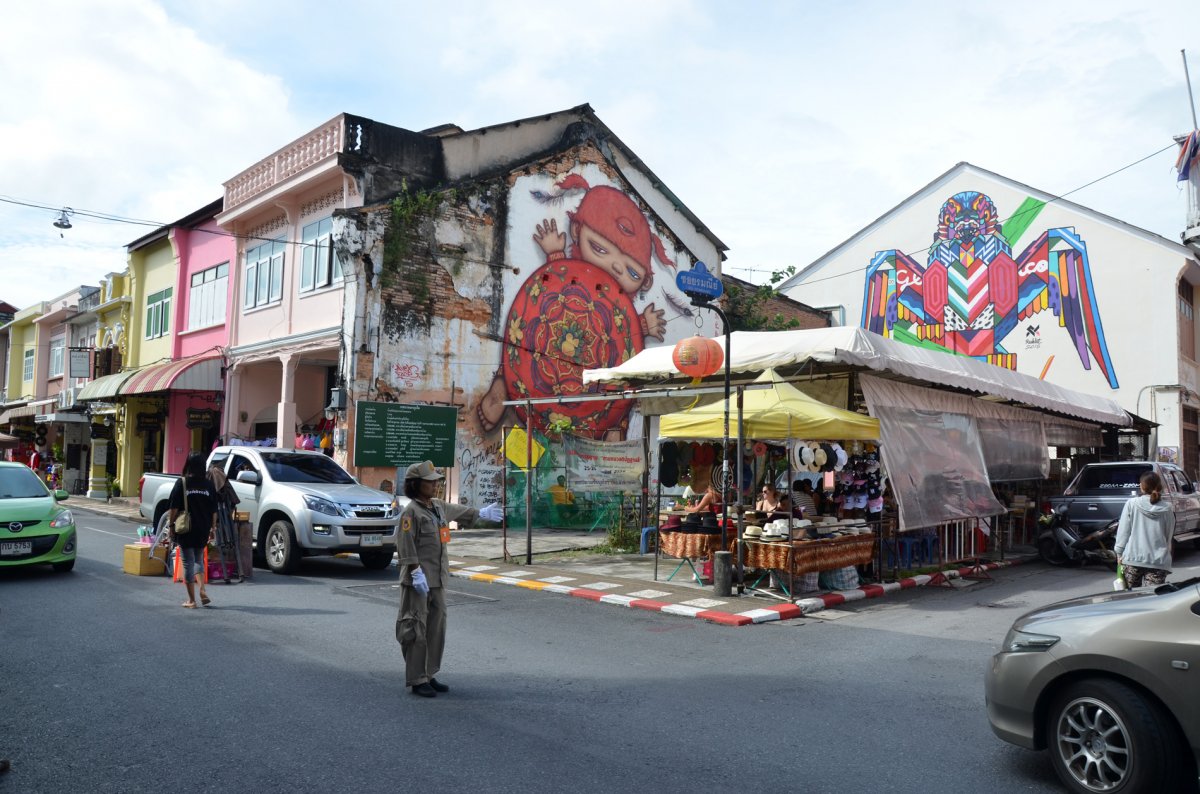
[228,454,257,479]
[260,453,353,484]
[0,466,51,499]
[1068,464,1150,495]
[1167,468,1191,494]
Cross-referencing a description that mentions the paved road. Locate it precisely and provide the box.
[3,511,1197,793]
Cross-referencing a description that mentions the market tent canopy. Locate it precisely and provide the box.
[659,369,880,441]
[583,326,1129,427]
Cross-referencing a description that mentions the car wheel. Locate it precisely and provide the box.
[1046,677,1185,794]
[51,559,75,573]
[359,549,395,570]
[265,520,300,575]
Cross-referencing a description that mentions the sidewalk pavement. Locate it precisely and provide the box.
[72,497,1035,626]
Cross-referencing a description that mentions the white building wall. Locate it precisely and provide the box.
[785,166,1196,431]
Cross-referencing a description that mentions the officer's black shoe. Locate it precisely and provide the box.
[411,683,437,698]
[429,678,449,693]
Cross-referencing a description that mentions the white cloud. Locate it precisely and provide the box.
[0,0,299,309]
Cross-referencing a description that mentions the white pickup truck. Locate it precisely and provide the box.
[139,446,406,574]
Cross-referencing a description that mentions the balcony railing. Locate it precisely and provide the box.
[224,115,346,210]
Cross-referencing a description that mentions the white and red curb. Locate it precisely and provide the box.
[448,557,1031,627]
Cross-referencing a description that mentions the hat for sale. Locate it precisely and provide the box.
[743,525,763,538]
[662,515,683,530]
[405,460,444,481]
[819,443,837,472]
[831,443,848,471]
[810,442,827,472]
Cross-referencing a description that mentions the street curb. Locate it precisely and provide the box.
[448,555,1035,627]
[70,501,145,524]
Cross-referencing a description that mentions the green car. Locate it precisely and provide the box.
[0,462,77,572]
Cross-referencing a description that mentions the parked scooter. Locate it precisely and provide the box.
[1037,504,1118,569]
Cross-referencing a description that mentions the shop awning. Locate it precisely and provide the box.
[0,398,57,422]
[659,369,880,441]
[120,354,222,395]
[584,326,1130,427]
[77,371,137,402]
[34,412,90,424]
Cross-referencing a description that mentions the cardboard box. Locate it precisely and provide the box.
[123,543,167,576]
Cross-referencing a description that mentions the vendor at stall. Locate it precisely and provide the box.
[685,483,720,514]
[756,484,791,519]
[792,479,818,518]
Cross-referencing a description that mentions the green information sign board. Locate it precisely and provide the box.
[353,402,458,468]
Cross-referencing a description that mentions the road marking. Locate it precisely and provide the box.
[80,525,140,540]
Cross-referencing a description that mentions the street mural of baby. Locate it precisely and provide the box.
[476,174,676,437]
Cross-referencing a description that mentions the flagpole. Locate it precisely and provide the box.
[1184,50,1198,130]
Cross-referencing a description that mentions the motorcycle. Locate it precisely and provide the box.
[1037,504,1118,569]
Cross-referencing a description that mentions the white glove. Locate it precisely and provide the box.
[479,502,504,522]
[410,567,429,595]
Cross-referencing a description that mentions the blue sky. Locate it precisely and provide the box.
[1,0,1197,309]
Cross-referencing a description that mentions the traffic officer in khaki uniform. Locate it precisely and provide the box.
[395,460,501,698]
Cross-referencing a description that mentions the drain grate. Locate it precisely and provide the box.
[340,583,497,607]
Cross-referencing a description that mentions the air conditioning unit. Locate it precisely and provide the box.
[58,388,76,409]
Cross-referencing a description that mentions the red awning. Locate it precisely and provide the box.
[120,354,222,395]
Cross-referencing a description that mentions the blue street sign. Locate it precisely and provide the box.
[675,261,724,300]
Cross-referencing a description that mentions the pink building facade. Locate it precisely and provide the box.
[162,204,235,474]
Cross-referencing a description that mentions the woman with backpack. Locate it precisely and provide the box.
[167,452,219,608]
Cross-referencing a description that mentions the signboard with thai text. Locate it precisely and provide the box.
[563,434,645,493]
[354,401,458,468]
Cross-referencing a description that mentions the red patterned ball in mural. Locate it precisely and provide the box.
[502,260,641,437]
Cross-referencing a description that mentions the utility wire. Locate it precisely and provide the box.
[762,142,1181,290]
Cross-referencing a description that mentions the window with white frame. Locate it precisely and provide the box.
[48,335,64,377]
[145,287,172,339]
[22,348,34,381]
[188,262,229,330]
[300,217,340,292]
[244,239,285,310]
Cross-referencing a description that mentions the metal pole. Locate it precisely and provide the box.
[735,384,745,591]
[525,402,533,565]
[640,413,651,533]
[704,303,734,589]
[1184,50,1199,129]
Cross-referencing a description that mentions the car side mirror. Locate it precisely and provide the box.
[54,490,69,501]
[235,470,261,485]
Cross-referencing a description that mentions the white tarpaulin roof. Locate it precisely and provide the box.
[583,326,1129,427]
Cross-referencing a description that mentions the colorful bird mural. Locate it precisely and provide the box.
[861,191,1118,388]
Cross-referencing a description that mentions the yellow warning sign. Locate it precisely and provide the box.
[504,427,545,469]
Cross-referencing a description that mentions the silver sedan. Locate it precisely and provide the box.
[985,577,1200,793]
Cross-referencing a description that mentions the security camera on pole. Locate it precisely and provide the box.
[674,262,738,594]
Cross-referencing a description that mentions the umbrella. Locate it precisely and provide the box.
[0,432,19,448]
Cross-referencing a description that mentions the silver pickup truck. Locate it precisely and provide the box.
[1049,461,1200,549]
[139,447,406,574]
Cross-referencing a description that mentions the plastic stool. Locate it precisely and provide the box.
[921,530,940,564]
[897,535,922,569]
[640,526,658,555]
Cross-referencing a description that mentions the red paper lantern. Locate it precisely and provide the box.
[672,335,724,379]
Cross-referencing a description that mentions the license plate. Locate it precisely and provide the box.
[1,541,32,556]
[360,534,382,547]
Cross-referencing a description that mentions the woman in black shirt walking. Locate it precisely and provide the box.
[168,452,219,608]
